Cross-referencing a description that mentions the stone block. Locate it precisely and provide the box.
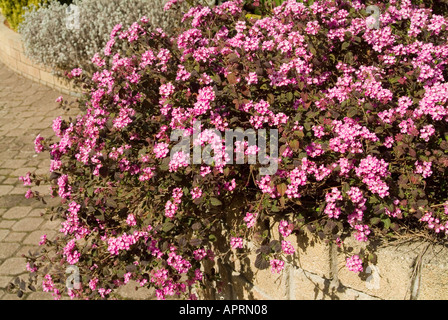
[39,71,55,87]
[10,167,36,178]
[0,185,13,196]
[0,257,26,275]
[23,230,56,245]
[116,280,155,300]
[0,243,19,259]
[2,206,32,219]
[15,61,29,75]
[229,249,289,300]
[272,221,333,278]
[418,244,448,300]
[26,292,53,300]
[230,272,275,300]
[11,217,44,232]
[290,266,337,300]
[336,238,421,300]
[2,232,27,243]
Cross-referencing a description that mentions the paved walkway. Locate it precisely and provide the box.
[0,62,156,300]
[0,62,80,300]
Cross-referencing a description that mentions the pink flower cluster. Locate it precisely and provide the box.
[355,155,390,198]
[270,259,285,273]
[164,188,184,220]
[278,220,294,238]
[230,237,243,249]
[107,231,148,255]
[324,188,343,219]
[415,161,433,178]
[243,212,257,228]
[346,255,363,273]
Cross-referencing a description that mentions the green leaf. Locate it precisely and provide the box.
[162,222,175,233]
[210,197,222,206]
[289,139,300,151]
[347,107,358,118]
[269,240,281,252]
[86,187,94,197]
[382,218,391,230]
[370,217,381,225]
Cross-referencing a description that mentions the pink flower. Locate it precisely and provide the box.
[281,240,295,255]
[19,172,32,186]
[52,116,63,137]
[353,224,370,242]
[153,142,170,159]
[34,134,44,153]
[384,136,394,148]
[70,68,82,77]
[165,200,178,219]
[91,53,105,67]
[270,259,285,274]
[306,20,320,35]
[346,255,363,273]
[126,214,137,226]
[89,278,99,291]
[139,167,155,181]
[200,166,211,177]
[98,288,112,298]
[26,262,37,273]
[169,151,189,172]
[230,237,243,249]
[245,72,258,85]
[223,178,236,191]
[190,187,202,200]
[243,212,257,228]
[57,174,71,199]
[163,0,180,11]
[415,161,433,178]
[278,220,293,237]
[42,274,54,292]
[39,234,47,246]
[124,272,132,284]
[159,82,175,97]
[193,248,207,261]
[420,125,435,142]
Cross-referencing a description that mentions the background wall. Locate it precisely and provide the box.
[0,14,80,97]
[200,227,448,300]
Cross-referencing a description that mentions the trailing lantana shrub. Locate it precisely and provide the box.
[12,0,448,299]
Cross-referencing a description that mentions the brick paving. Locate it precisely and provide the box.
[0,62,80,300]
[0,62,157,301]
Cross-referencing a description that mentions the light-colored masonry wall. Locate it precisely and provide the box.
[1,12,448,302]
[0,14,80,97]
[198,225,448,300]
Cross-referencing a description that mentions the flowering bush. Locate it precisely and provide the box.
[0,0,45,31]
[19,0,190,76]
[11,0,448,300]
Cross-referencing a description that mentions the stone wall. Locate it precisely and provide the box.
[0,14,80,97]
[202,227,448,300]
